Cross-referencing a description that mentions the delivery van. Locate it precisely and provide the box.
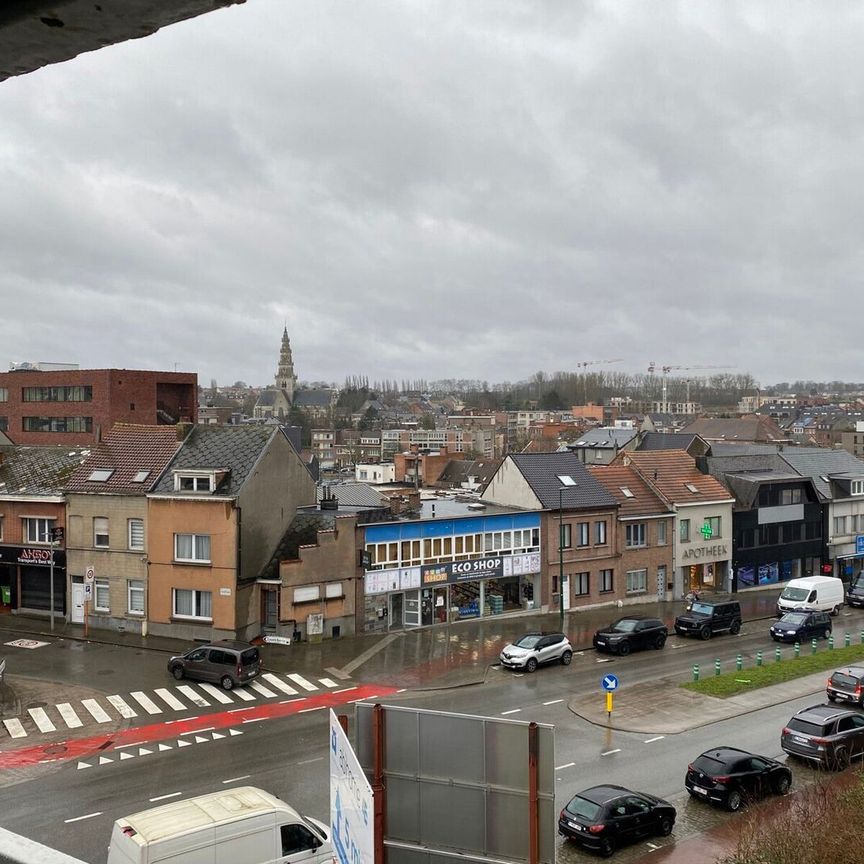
[106,786,332,864]
[776,575,845,616]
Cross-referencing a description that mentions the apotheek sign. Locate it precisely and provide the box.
[681,543,729,561]
[422,556,504,585]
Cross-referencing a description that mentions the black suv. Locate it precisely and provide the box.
[685,747,792,811]
[781,703,864,769]
[674,598,742,640]
[593,617,667,655]
[770,610,832,643]
[827,667,864,707]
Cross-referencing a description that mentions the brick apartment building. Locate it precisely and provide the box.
[0,367,197,445]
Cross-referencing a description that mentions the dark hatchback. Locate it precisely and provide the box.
[781,703,864,769]
[685,747,791,811]
[769,610,832,643]
[827,667,864,707]
[558,784,675,858]
[592,617,667,656]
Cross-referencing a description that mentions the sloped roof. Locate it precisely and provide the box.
[569,427,638,449]
[0,445,87,496]
[294,389,333,408]
[680,415,788,443]
[151,425,276,497]
[708,442,781,457]
[617,450,733,505]
[721,469,811,509]
[255,389,281,407]
[778,447,864,500]
[508,452,618,510]
[316,482,384,508]
[638,432,705,453]
[437,458,502,487]
[588,464,672,518]
[66,424,182,494]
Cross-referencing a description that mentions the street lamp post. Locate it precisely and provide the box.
[48,525,64,632]
[558,487,565,629]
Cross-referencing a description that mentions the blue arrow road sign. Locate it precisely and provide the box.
[857,535,864,556]
[601,674,619,692]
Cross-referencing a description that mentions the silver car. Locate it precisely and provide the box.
[499,632,573,672]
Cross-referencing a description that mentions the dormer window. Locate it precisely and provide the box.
[852,480,864,496]
[174,472,215,493]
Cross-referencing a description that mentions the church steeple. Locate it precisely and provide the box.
[276,326,296,403]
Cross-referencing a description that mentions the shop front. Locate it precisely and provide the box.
[831,535,864,582]
[0,544,66,616]
[364,552,541,632]
[679,542,731,595]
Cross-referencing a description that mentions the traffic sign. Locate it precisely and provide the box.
[84,566,95,583]
[601,674,619,692]
[84,584,92,600]
[857,535,864,556]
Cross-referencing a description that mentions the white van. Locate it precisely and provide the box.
[106,786,332,864]
[776,576,845,616]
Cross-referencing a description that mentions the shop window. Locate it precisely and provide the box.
[484,533,494,552]
[625,524,646,548]
[600,569,614,593]
[22,517,54,544]
[679,519,690,542]
[94,517,109,548]
[94,579,110,612]
[594,521,607,545]
[455,536,464,554]
[574,572,590,596]
[576,523,589,547]
[657,521,667,546]
[128,580,144,615]
[442,537,452,556]
[626,569,648,594]
[173,588,212,620]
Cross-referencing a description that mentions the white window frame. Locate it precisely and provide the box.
[325,582,343,599]
[657,521,667,546]
[294,585,320,603]
[174,472,214,492]
[128,518,144,551]
[172,588,212,621]
[94,578,110,612]
[834,516,848,535]
[94,516,109,548]
[626,569,648,594]
[127,579,145,615]
[625,523,646,548]
[22,517,54,544]
[853,480,864,496]
[706,516,722,539]
[174,533,211,563]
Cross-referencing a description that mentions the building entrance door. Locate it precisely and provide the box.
[561,575,571,611]
[390,592,404,629]
[657,565,667,601]
[71,578,85,624]
[262,587,279,629]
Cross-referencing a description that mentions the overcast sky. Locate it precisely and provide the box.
[1,1,861,389]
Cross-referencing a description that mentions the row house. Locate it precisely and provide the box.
[334,430,382,467]
[310,429,336,468]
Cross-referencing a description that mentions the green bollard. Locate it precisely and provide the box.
[846,633,851,648]
[829,635,834,650]
[715,659,721,677]
[811,638,817,655]
[861,630,864,644]
[756,650,763,667]
[736,654,743,671]
[692,664,700,682]
[775,647,782,663]
[794,642,800,658]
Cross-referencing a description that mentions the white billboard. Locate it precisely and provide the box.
[330,709,374,864]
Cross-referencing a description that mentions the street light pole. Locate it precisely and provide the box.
[558,487,565,629]
[49,537,56,632]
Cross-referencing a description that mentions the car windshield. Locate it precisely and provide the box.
[787,718,827,736]
[514,635,541,649]
[690,602,714,615]
[240,648,259,665]
[781,587,809,601]
[779,613,807,625]
[831,673,860,688]
[611,619,638,633]
[691,754,728,775]
[852,573,864,589]
[564,796,601,821]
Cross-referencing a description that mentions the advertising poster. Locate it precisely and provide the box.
[330,710,374,864]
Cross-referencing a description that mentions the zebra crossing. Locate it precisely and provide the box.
[2,671,345,741]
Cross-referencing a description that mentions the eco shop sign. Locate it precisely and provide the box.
[421,556,503,585]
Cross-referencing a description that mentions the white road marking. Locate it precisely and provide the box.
[555,762,576,771]
[130,691,163,714]
[647,843,661,850]
[77,761,91,769]
[107,695,137,719]
[229,729,243,736]
[232,687,256,702]
[242,717,266,724]
[64,813,102,824]
[501,709,521,716]
[194,736,209,744]
[601,749,621,756]
[2,718,26,738]
[138,748,153,756]
[320,678,338,688]
[177,685,209,708]
[543,699,564,706]
[596,658,614,663]
[212,732,225,740]
[298,757,324,765]
[182,727,214,735]
[150,792,182,802]
[197,683,234,705]
[158,743,172,752]
[262,673,298,695]
[81,699,111,723]
[119,751,135,760]
[154,689,186,711]
[249,680,277,698]
[177,739,193,748]
[98,756,112,765]
[222,775,251,784]
[333,686,357,695]
[28,707,55,733]
[56,703,83,729]
[286,673,317,692]
[644,736,665,744]
[299,706,326,713]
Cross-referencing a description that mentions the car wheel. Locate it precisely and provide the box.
[654,634,667,650]
[171,665,184,681]
[774,773,791,796]
[560,650,573,666]
[823,628,832,639]
[699,626,712,641]
[617,641,631,656]
[220,675,236,691]
[827,693,838,702]
[730,620,741,635]
[833,747,850,771]
[598,837,615,858]
[657,815,674,837]
[831,605,840,617]
[525,658,538,673]
[725,789,742,812]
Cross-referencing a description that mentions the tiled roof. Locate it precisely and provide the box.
[316,482,384,508]
[509,452,619,510]
[255,390,280,406]
[588,465,672,518]
[0,445,87,496]
[778,447,864,500]
[65,424,182,494]
[638,432,703,452]
[151,425,276,497]
[680,415,788,443]
[437,458,502,487]
[617,450,733,505]
[294,390,333,408]
[569,427,638,449]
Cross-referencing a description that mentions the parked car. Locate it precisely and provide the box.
[593,617,667,656]
[685,746,792,811]
[674,598,742,640]
[777,575,845,616]
[769,610,832,643]
[846,572,864,608]
[827,666,864,707]
[558,784,675,858]
[781,703,864,769]
[499,632,572,672]
[167,641,261,690]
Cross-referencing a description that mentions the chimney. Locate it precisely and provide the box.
[176,422,193,441]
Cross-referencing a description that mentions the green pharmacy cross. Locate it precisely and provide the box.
[700,522,713,540]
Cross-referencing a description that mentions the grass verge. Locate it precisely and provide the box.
[681,642,864,698]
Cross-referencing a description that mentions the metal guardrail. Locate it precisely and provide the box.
[0,828,88,864]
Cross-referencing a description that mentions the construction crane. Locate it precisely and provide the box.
[647,362,735,412]
[575,359,623,403]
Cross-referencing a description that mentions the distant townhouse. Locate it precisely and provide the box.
[64,424,182,633]
[311,429,337,468]
[680,415,789,446]
[567,425,639,465]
